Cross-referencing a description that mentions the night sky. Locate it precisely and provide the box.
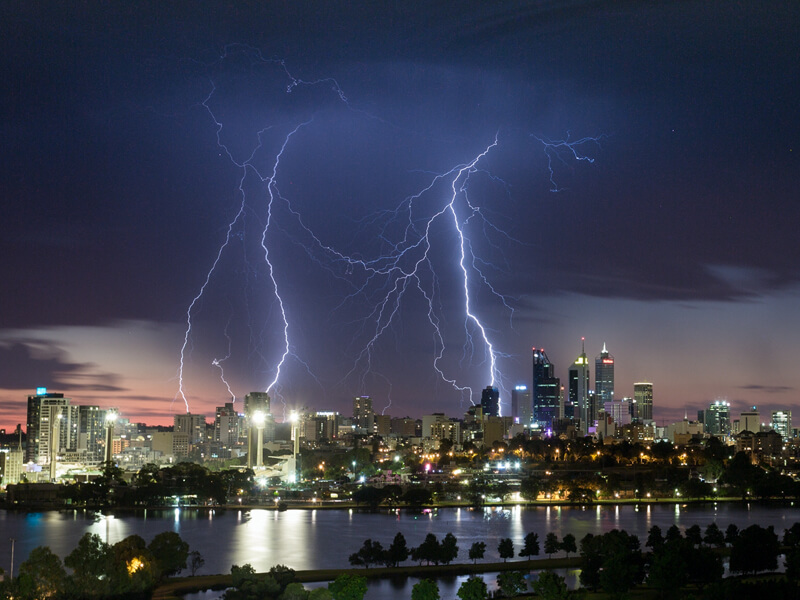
[2,2,799,429]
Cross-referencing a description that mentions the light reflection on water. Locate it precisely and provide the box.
[1,503,798,577]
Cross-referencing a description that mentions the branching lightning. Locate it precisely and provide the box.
[175,45,602,416]
[533,133,607,192]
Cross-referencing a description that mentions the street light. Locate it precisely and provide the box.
[253,411,265,469]
[104,410,117,465]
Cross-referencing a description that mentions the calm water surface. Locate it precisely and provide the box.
[1,503,797,594]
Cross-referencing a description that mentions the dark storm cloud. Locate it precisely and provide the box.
[0,341,127,392]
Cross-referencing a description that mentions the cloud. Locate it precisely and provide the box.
[0,340,127,393]
[738,384,794,394]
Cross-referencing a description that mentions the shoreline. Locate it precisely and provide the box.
[151,556,583,600]
[0,495,762,513]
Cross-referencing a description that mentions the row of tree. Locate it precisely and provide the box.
[348,530,580,569]
[0,531,200,600]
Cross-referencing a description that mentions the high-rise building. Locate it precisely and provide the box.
[353,396,374,431]
[633,382,653,422]
[568,339,591,430]
[705,400,731,436]
[214,403,239,448]
[604,398,632,426]
[595,343,615,404]
[532,349,560,428]
[511,385,533,426]
[740,406,761,434]
[772,410,792,440]
[25,390,72,465]
[480,386,500,417]
[78,405,106,464]
[174,413,207,445]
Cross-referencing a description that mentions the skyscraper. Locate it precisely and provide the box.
[480,386,500,417]
[532,348,560,428]
[595,343,615,404]
[25,390,72,464]
[511,385,533,426]
[705,400,731,436]
[568,339,591,430]
[353,396,374,431]
[633,382,653,422]
[771,410,792,440]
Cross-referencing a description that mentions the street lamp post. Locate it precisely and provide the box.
[253,411,265,469]
[104,411,117,465]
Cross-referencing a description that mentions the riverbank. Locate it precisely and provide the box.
[0,494,754,513]
[151,556,583,600]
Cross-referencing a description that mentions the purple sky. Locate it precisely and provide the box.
[1,2,799,429]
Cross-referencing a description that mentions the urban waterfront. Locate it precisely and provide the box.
[2,503,798,576]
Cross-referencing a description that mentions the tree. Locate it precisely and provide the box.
[647,541,688,599]
[411,579,440,600]
[439,533,459,565]
[497,538,514,562]
[281,582,310,600]
[349,539,384,568]
[496,571,527,598]
[724,523,739,545]
[468,541,486,564]
[385,532,409,567]
[646,525,664,551]
[402,488,433,507]
[685,524,703,547]
[148,531,190,577]
[16,546,67,599]
[544,533,559,558]
[352,486,385,510]
[560,533,577,558]
[309,589,333,600]
[412,534,441,566]
[686,545,724,590]
[531,571,569,600]
[64,532,114,597]
[519,532,539,559]
[189,550,205,576]
[457,576,488,600]
[520,476,542,502]
[786,547,800,582]
[665,525,682,543]
[704,522,726,547]
[328,574,367,600]
[729,524,780,575]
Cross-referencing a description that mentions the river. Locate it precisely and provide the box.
[1,502,797,598]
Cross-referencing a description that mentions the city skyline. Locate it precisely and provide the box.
[2,3,799,428]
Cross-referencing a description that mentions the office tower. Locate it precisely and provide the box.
[740,406,760,434]
[215,403,239,448]
[174,413,207,445]
[78,405,106,463]
[511,385,533,426]
[595,343,615,404]
[568,339,591,428]
[480,386,500,417]
[25,390,72,464]
[532,348,560,428]
[633,382,653,421]
[771,410,792,440]
[705,400,731,436]
[604,398,632,426]
[353,396,374,431]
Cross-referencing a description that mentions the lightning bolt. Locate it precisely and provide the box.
[532,132,607,192]
[174,45,602,418]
